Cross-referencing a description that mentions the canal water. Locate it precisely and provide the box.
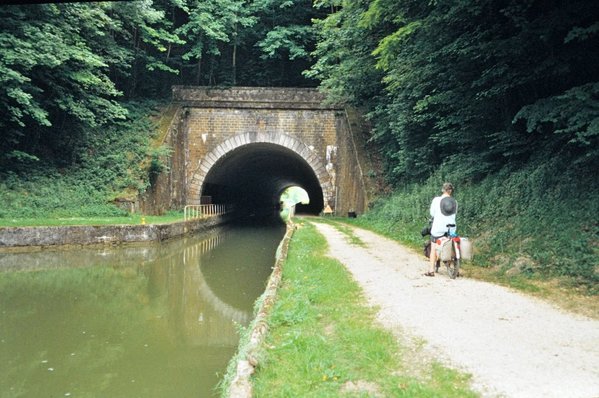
[0,222,286,398]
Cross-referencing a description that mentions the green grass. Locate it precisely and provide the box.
[313,217,366,247]
[250,220,478,397]
[0,212,184,227]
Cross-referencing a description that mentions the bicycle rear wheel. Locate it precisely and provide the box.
[446,258,460,279]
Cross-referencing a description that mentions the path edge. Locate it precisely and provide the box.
[225,221,295,397]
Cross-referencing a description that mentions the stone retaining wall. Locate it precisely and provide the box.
[0,217,227,252]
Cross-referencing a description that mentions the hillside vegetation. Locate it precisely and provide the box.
[0,101,167,219]
[0,1,597,289]
[309,1,598,291]
[352,163,598,293]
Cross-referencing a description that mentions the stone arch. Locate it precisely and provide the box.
[187,132,333,207]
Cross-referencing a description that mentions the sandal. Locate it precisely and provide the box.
[423,272,435,277]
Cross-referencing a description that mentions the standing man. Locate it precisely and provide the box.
[425,182,458,276]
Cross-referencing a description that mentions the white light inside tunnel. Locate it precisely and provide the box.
[279,186,309,220]
[281,186,309,206]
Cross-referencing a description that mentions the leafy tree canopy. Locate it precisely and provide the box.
[309,0,599,182]
[0,0,321,167]
[1,0,597,188]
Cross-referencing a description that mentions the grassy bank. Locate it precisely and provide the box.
[246,221,477,397]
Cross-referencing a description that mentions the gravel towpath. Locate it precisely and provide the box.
[311,221,599,398]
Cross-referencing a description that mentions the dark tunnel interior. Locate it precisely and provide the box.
[200,143,324,219]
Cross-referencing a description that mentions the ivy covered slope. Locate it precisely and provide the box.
[308,0,598,291]
[0,101,168,219]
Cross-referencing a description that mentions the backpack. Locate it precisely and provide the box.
[423,240,431,258]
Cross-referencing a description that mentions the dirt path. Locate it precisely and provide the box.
[311,221,599,398]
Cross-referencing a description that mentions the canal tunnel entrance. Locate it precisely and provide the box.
[200,143,324,217]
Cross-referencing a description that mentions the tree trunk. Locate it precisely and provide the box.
[196,57,202,85]
[232,41,237,85]
[130,27,140,97]
[232,24,238,85]
[209,57,215,85]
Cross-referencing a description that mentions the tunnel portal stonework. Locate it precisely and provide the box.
[143,87,368,216]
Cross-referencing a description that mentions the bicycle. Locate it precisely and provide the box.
[422,222,461,279]
[435,223,462,279]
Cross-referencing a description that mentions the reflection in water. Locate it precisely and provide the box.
[0,223,285,398]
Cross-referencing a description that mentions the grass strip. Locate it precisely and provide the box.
[250,220,478,397]
[314,217,366,247]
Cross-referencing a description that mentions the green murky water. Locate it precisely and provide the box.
[0,223,285,398]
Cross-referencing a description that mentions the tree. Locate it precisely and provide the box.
[0,1,190,167]
[252,0,324,86]
[307,0,384,105]
[107,0,184,97]
[176,0,255,86]
[309,0,599,183]
[0,4,127,166]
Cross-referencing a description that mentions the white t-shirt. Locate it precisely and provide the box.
[430,195,457,237]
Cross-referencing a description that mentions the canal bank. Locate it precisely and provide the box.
[224,221,295,397]
[242,219,599,398]
[0,216,229,252]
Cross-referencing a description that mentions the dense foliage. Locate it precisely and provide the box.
[310,0,599,181]
[0,1,324,167]
[352,163,599,292]
[309,0,599,288]
[0,101,166,218]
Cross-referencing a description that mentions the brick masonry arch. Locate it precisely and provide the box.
[187,132,333,206]
[139,87,368,216]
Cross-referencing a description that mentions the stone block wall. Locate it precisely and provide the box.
[334,111,367,215]
[139,108,187,214]
[183,107,339,206]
